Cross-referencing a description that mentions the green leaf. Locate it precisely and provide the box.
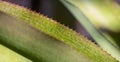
[60,0,120,61]
[0,11,91,62]
[0,44,32,62]
[0,1,118,62]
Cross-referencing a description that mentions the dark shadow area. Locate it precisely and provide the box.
[116,0,120,4]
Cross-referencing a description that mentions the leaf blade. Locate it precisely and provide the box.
[0,1,118,62]
[60,0,120,61]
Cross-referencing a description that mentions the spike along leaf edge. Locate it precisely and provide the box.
[60,0,120,61]
[0,1,118,62]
